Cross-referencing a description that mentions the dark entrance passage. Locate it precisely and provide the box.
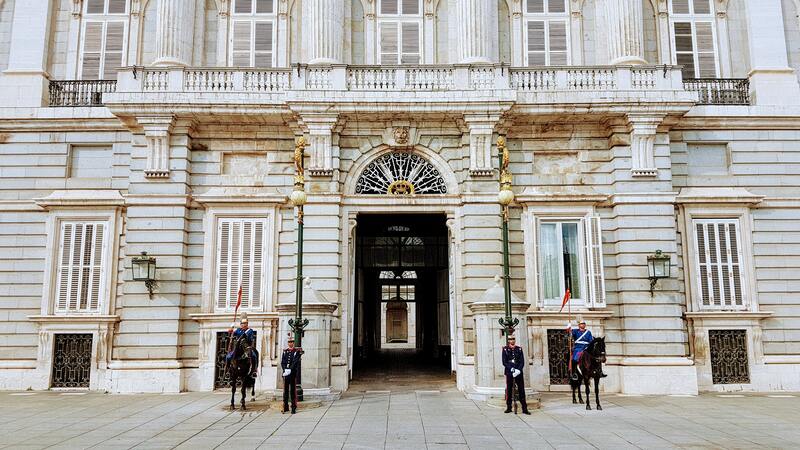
[352,214,453,389]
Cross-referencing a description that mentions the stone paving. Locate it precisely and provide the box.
[0,388,798,449]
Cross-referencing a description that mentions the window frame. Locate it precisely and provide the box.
[377,0,423,65]
[229,0,278,68]
[214,217,269,312]
[522,0,570,67]
[668,0,719,78]
[537,218,587,306]
[692,218,747,310]
[78,18,129,80]
[84,0,129,16]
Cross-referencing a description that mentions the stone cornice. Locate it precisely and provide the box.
[34,190,126,209]
[684,311,773,320]
[193,191,287,207]
[28,315,121,324]
[189,312,279,322]
[676,187,764,205]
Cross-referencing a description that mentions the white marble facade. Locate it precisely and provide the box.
[1,0,800,396]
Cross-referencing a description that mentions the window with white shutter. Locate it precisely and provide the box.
[55,221,108,314]
[230,0,275,67]
[216,218,266,311]
[378,0,422,64]
[80,0,128,80]
[670,0,718,79]
[524,0,569,66]
[693,219,746,310]
[535,216,605,308]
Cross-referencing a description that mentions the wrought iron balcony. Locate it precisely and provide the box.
[48,80,117,106]
[683,78,750,105]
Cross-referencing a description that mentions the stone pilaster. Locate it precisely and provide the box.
[628,114,663,177]
[0,0,55,106]
[300,115,341,177]
[153,0,196,66]
[455,0,496,64]
[603,0,646,65]
[463,115,499,177]
[744,0,800,105]
[305,0,345,64]
[140,116,175,178]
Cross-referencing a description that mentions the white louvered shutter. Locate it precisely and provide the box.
[380,22,399,64]
[401,0,419,15]
[234,0,252,14]
[216,218,266,310]
[55,222,106,313]
[80,21,125,80]
[671,0,690,13]
[694,219,745,309]
[108,0,127,14]
[232,21,252,66]
[253,21,274,67]
[548,21,568,65]
[81,22,104,79]
[256,0,274,14]
[86,0,105,14]
[400,22,421,64]
[381,0,399,15]
[103,22,124,79]
[527,21,546,66]
[548,0,566,13]
[694,22,717,77]
[527,0,544,13]
[583,216,606,307]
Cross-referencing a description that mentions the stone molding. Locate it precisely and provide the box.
[676,187,765,205]
[298,115,342,177]
[462,115,500,177]
[34,190,126,209]
[139,116,175,178]
[627,114,664,177]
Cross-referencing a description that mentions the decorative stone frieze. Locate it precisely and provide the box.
[140,116,175,178]
[463,115,500,177]
[305,0,345,64]
[628,114,663,177]
[153,0,196,66]
[604,0,646,65]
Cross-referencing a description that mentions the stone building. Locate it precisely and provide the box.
[0,0,799,396]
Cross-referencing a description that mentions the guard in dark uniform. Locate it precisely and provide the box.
[281,335,302,413]
[501,334,530,415]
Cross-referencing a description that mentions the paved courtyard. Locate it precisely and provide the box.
[0,388,798,449]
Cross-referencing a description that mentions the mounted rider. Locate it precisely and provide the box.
[566,319,606,378]
[226,314,258,377]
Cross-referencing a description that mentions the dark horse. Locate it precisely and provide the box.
[226,334,257,410]
[569,337,607,410]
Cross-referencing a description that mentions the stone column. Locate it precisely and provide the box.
[744,0,800,105]
[1,0,55,106]
[603,0,646,65]
[305,0,345,64]
[456,0,496,64]
[153,0,196,66]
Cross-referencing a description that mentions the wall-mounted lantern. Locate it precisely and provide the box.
[131,251,157,298]
[647,250,670,296]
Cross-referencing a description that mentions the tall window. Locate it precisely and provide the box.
[216,218,266,310]
[524,0,569,66]
[537,217,605,307]
[80,0,128,80]
[693,219,746,309]
[670,0,718,79]
[55,222,108,313]
[378,0,422,64]
[230,0,276,67]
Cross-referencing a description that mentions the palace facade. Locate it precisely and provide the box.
[1,0,799,396]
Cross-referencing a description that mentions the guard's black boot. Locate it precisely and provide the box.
[600,370,608,378]
[522,410,531,415]
[504,408,512,413]
[282,405,289,413]
[291,408,297,414]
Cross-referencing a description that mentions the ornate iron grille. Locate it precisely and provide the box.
[49,80,117,107]
[709,329,750,384]
[51,334,92,388]
[547,329,570,385]
[214,330,257,388]
[355,151,447,195]
[683,78,750,105]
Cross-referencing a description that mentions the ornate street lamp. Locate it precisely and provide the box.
[131,252,157,298]
[288,137,310,400]
[647,249,671,296]
[497,137,519,337]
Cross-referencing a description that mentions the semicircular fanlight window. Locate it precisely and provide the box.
[355,151,447,195]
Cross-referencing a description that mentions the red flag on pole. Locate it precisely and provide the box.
[558,288,571,313]
[229,285,243,336]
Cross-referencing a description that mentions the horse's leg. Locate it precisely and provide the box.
[241,378,247,411]
[230,376,236,410]
[571,382,577,404]
[585,377,591,410]
[576,370,583,404]
[593,376,601,409]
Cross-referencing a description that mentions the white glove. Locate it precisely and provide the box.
[566,322,572,329]
[282,369,291,377]
[512,369,520,378]
[230,323,237,329]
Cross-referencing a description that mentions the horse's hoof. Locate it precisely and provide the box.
[597,405,603,411]
[586,405,592,411]
[230,405,235,411]
[572,400,577,404]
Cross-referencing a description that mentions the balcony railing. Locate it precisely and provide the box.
[683,78,750,105]
[48,80,117,106]
[116,64,686,95]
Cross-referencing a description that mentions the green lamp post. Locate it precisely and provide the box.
[497,136,519,337]
[288,137,310,400]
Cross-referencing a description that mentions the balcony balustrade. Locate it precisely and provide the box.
[683,78,750,105]
[48,80,117,106]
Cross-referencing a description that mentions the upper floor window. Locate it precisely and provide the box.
[230,0,276,67]
[378,0,422,64]
[693,219,746,310]
[670,0,718,79]
[80,0,128,80]
[524,0,569,66]
[536,216,605,308]
[55,221,109,313]
[215,218,267,311]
